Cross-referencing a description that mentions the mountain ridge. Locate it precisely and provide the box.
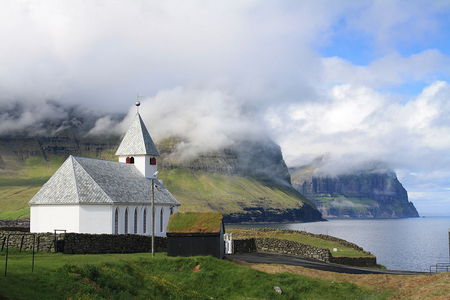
[290,161,419,219]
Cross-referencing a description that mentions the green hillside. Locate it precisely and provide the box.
[0,153,321,222]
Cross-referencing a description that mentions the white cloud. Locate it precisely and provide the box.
[276,81,450,172]
[1,1,450,214]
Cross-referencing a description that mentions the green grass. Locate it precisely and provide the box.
[0,156,67,220]
[229,229,373,258]
[159,168,306,213]
[168,212,223,233]
[0,252,388,300]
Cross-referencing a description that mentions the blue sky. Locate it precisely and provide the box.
[1,1,450,215]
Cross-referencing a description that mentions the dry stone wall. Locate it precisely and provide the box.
[0,231,56,252]
[255,228,373,255]
[0,220,30,227]
[233,237,376,267]
[0,231,168,254]
[255,238,331,262]
[63,233,167,254]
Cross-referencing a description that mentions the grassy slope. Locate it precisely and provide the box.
[0,156,308,220]
[229,229,373,258]
[159,168,306,214]
[0,251,387,300]
[252,264,450,300]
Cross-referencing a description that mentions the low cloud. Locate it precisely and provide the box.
[277,81,450,175]
[1,1,450,214]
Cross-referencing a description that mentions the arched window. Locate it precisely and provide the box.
[143,208,147,234]
[124,208,128,234]
[160,208,164,233]
[134,208,138,234]
[170,207,174,215]
[114,208,119,234]
[126,157,135,164]
[150,157,156,165]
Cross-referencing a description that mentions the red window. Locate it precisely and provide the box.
[126,157,134,164]
[150,157,156,165]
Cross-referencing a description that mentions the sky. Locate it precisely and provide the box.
[1,0,450,215]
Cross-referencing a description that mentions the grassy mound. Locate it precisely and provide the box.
[0,252,388,299]
[229,229,373,258]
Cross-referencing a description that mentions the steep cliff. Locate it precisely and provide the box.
[290,163,419,219]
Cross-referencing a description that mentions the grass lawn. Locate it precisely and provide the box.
[229,229,373,258]
[251,263,450,300]
[0,251,388,300]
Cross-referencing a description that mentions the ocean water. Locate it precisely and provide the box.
[227,217,450,271]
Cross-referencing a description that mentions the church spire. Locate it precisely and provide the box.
[115,106,159,156]
[116,103,159,178]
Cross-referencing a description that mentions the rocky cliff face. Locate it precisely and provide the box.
[290,164,419,219]
[158,137,292,185]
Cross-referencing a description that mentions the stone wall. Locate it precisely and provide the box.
[0,219,30,228]
[233,239,257,254]
[0,231,56,252]
[63,233,167,254]
[0,231,167,254]
[255,228,373,256]
[233,237,376,267]
[330,256,377,267]
[254,238,331,262]
[0,227,29,232]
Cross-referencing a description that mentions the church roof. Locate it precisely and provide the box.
[115,113,160,156]
[29,156,179,206]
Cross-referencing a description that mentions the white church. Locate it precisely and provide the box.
[29,104,180,236]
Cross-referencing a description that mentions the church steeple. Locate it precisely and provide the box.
[116,102,159,178]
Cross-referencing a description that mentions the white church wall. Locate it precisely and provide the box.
[30,205,80,233]
[79,205,113,234]
[110,204,175,237]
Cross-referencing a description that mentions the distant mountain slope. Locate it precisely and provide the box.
[0,134,322,222]
[290,162,419,219]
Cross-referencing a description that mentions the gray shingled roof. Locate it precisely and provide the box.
[115,113,160,156]
[29,156,179,206]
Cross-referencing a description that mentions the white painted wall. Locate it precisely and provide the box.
[118,155,157,178]
[79,205,113,234]
[112,204,176,237]
[30,205,80,233]
[31,203,178,236]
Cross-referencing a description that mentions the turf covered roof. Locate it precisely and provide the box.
[168,212,223,233]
